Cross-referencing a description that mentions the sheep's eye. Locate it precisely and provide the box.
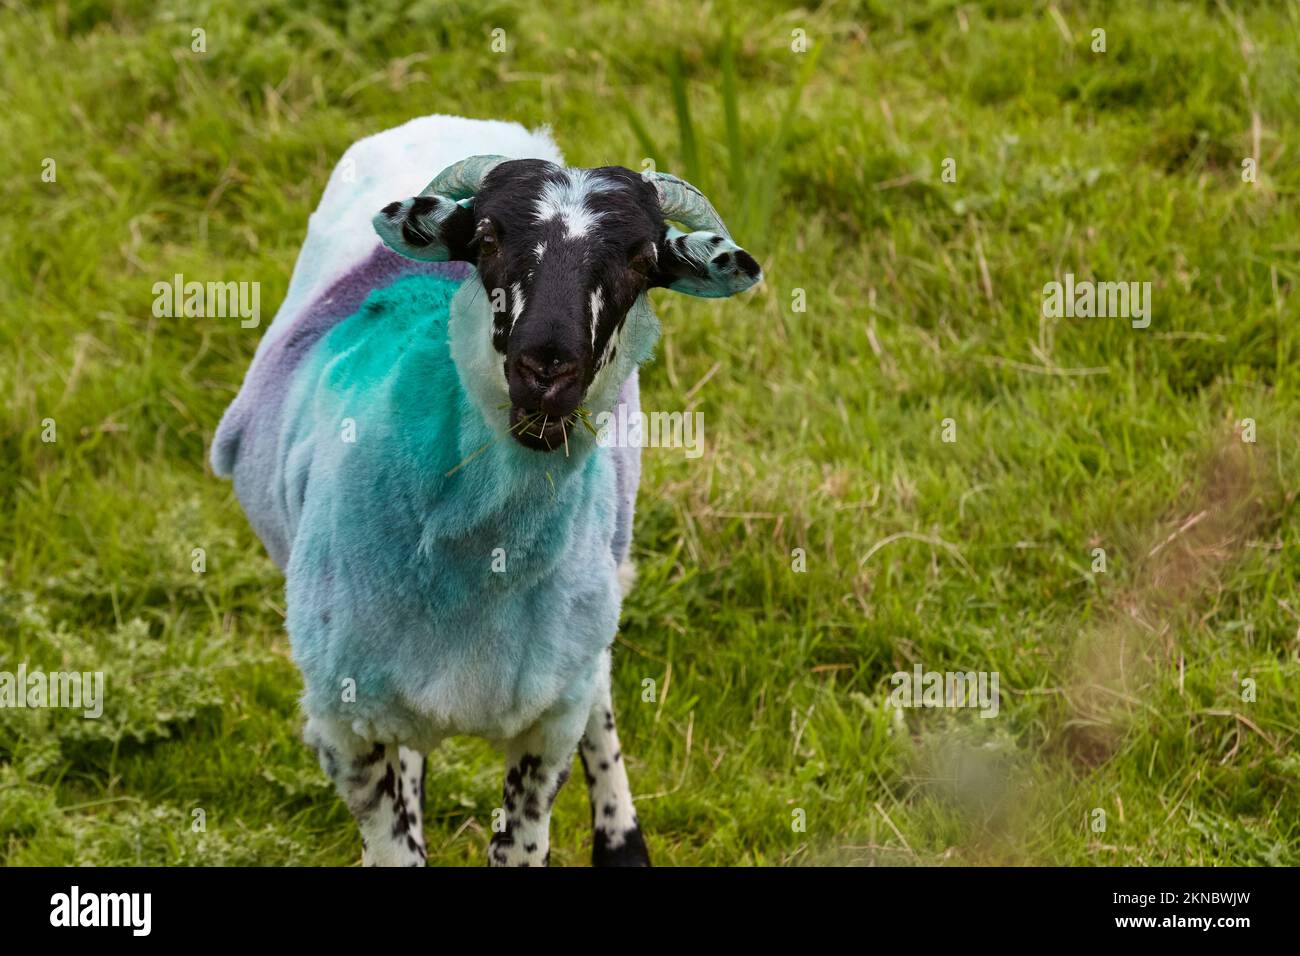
[476,221,499,254]
[628,241,656,277]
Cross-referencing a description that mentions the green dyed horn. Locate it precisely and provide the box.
[646,171,731,239]
[424,155,509,199]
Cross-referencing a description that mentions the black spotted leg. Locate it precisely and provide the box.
[579,649,650,866]
[304,716,427,866]
[489,709,589,866]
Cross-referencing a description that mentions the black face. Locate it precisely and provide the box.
[466,162,664,451]
[375,158,762,452]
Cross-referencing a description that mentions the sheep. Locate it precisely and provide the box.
[211,114,762,866]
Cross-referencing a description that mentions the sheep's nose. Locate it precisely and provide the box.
[517,354,578,387]
[511,353,582,414]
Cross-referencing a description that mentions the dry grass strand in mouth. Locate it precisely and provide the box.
[444,438,494,477]
[508,403,597,444]
[573,406,599,438]
[512,410,545,438]
[445,410,546,476]
[448,406,596,472]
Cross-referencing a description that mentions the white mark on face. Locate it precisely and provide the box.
[534,241,547,262]
[589,287,603,349]
[534,169,616,239]
[510,282,525,334]
[597,314,619,370]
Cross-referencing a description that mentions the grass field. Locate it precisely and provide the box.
[2,0,1299,866]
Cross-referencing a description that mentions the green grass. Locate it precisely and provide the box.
[3,0,1299,866]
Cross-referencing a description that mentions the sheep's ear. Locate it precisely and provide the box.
[372,194,479,262]
[651,226,763,298]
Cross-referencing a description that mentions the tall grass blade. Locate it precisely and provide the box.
[668,53,701,185]
[743,41,822,233]
[721,24,745,198]
[621,96,661,169]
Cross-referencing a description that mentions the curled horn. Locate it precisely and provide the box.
[646,171,731,239]
[424,154,509,199]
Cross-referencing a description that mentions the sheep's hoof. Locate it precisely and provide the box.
[593,826,651,867]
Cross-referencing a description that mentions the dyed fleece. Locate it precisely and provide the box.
[211,117,652,748]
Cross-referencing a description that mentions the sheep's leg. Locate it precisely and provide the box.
[488,715,587,867]
[304,716,427,867]
[579,649,650,866]
[399,745,427,850]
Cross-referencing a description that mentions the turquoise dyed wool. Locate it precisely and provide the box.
[279,272,650,747]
